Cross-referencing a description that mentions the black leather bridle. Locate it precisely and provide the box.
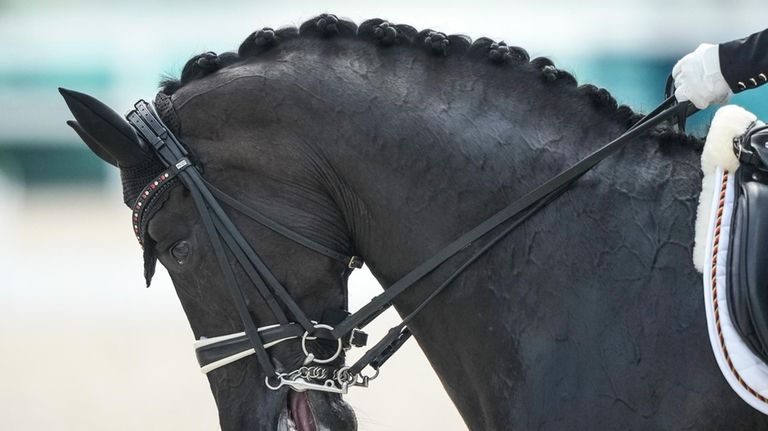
[125,85,696,394]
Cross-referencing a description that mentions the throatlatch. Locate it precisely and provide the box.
[126,88,695,394]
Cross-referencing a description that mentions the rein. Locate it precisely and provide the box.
[126,92,695,394]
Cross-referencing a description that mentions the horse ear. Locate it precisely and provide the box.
[59,87,149,167]
[66,120,118,167]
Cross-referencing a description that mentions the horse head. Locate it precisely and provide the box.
[60,84,359,431]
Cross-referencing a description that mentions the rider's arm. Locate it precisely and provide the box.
[719,29,768,93]
[673,28,767,109]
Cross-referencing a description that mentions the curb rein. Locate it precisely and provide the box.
[125,83,696,394]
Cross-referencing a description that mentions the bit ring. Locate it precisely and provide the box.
[301,324,342,364]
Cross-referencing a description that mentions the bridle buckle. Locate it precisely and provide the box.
[347,327,368,348]
[348,255,364,269]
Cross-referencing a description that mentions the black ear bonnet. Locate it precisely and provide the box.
[122,92,183,286]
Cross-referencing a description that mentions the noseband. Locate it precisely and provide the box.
[126,88,694,394]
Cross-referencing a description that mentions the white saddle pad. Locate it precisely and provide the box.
[695,105,768,414]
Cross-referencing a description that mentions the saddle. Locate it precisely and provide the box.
[728,122,768,362]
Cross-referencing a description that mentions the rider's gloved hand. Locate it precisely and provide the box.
[673,43,733,109]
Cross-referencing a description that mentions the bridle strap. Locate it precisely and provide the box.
[194,323,305,374]
[213,216,290,324]
[204,180,361,268]
[191,184,279,375]
[208,209,313,330]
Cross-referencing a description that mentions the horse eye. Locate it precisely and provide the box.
[170,241,190,264]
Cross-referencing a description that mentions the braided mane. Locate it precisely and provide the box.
[159,14,701,149]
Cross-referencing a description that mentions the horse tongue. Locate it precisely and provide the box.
[289,391,317,431]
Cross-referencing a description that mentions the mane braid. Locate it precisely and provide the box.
[159,14,700,146]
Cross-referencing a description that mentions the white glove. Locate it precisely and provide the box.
[673,43,733,109]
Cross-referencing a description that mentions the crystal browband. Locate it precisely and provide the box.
[131,158,191,246]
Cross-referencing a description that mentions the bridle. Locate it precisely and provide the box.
[125,80,696,394]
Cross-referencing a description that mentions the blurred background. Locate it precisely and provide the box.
[1,1,766,430]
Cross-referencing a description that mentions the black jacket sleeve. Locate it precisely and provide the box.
[719,28,768,93]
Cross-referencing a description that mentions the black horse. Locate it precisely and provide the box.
[60,15,768,431]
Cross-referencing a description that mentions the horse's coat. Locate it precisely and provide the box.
[64,14,768,431]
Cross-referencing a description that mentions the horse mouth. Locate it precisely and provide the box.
[282,391,317,431]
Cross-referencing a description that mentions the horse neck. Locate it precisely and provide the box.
[173,45,704,427]
[320,74,643,290]
[318,86,703,428]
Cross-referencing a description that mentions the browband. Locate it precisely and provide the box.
[132,164,184,246]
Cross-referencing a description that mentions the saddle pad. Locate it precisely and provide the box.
[696,105,768,414]
[703,167,768,413]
